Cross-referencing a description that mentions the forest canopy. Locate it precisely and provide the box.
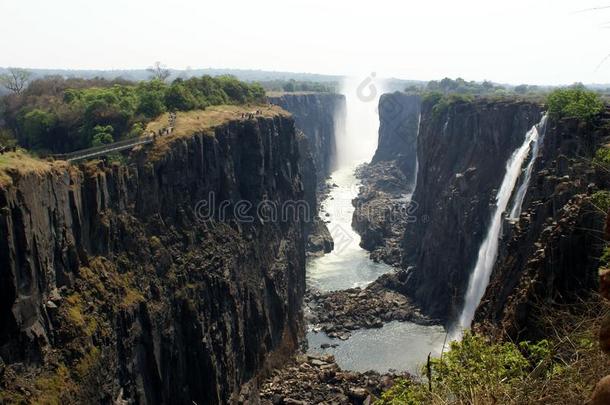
[0,75,265,154]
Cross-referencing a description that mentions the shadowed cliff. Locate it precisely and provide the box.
[0,109,311,404]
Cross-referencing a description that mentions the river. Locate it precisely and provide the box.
[305,162,447,375]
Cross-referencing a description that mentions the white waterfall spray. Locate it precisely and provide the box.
[455,114,548,336]
[508,115,548,219]
[411,113,421,191]
[334,75,387,168]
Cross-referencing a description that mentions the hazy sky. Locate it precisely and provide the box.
[1,0,609,85]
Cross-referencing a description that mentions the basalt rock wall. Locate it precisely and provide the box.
[0,114,309,404]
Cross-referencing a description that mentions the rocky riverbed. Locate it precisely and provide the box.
[258,353,407,405]
[305,269,434,340]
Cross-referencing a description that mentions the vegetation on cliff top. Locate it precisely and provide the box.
[0,75,266,154]
[145,104,287,159]
[0,150,67,186]
[547,86,604,123]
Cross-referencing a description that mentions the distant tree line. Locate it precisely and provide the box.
[258,79,337,93]
[0,74,265,154]
[409,77,521,96]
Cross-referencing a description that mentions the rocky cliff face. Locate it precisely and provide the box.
[475,116,607,339]
[371,92,421,184]
[268,93,345,183]
[0,114,309,404]
[401,99,543,320]
[352,93,421,266]
[269,93,344,256]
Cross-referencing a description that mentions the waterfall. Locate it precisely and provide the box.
[334,76,386,168]
[411,113,421,191]
[455,114,548,335]
[508,115,548,219]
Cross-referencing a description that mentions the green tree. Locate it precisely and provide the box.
[547,87,604,122]
[0,128,17,149]
[165,82,198,111]
[91,125,114,147]
[19,109,57,150]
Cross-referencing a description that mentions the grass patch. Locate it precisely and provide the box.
[0,150,64,187]
[145,104,288,160]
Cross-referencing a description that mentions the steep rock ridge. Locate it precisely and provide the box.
[268,93,346,183]
[371,92,421,183]
[269,93,345,256]
[352,93,421,265]
[0,114,309,404]
[475,116,607,339]
[401,99,542,320]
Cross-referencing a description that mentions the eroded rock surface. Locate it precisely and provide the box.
[0,114,311,404]
[258,353,405,405]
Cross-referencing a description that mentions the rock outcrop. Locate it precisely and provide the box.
[352,161,413,266]
[258,353,405,405]
[0,114,310,404]
[371,92,421,184]
[401,98,543,320]
[269,93,345,256]
[305,271,432,340]
[269,93,345,183]
[351,93,421,266]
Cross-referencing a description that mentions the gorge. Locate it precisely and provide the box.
[0,78,608,404]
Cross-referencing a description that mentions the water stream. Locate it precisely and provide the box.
[305,77,447,374]
[455,114,548,336]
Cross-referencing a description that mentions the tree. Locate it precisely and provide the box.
[0,128,17,149]
[165,82,198,111]
[0,68,31,94]
[514,84,528,94]
[20,109,57,150]
[91,125,114,147]
[547,87,604,122]
[147,62,171,82]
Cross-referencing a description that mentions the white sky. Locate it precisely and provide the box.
[1,0,609,85]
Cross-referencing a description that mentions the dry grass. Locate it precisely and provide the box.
[145,104,288,160]
[513,297,610,404]
[0,150,66,187]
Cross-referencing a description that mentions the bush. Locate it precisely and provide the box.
[594,147,610,169]
[379,332,550,405]
[0,128,17,148]
[91,125,114,147]
[591,190,610,213]
[547,86,604,123]
[380,300,610,405]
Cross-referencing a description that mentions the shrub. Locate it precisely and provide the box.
[591,190,610,213]
[379,300,609,405]
[91,125,114,147]
[547,86,604,123]
[0,128,17,148]
[594,147,610,170]
[379,332,550,405]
